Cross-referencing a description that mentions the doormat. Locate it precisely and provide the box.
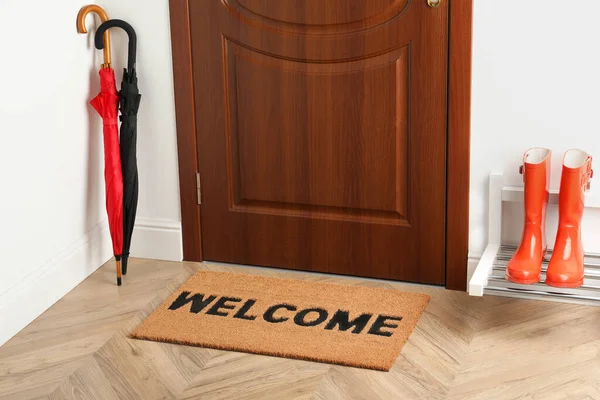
[130,271,430,371]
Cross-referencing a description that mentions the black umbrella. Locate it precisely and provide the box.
[95,19,141,276]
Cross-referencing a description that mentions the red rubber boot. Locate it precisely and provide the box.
[506,148,551,284]
[546,150,593,288]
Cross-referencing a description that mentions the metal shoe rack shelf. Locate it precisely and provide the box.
[469,172,600,304]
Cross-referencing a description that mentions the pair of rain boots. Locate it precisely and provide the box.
[506,148,593,288]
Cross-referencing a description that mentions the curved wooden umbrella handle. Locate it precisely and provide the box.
[77,5,112,69]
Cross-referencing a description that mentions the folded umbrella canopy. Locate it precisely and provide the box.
[78,5,124,286]
[90,69,124,285]
[96,19,141,276]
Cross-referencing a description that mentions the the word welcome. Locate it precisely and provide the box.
[168,291,403,337]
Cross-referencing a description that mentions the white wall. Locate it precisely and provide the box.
[0,0,113,345]
[470,0,600,256]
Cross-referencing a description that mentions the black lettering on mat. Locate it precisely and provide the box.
[324,310,373,334]
[294,308,329,327]
[168,292,216,314]
[234,299,258,321]
[206,297,242,317]
[263,304,297,323]
[368,315,403,337]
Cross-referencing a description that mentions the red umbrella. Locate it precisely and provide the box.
[90,68,124,286]
[78,5,123,286]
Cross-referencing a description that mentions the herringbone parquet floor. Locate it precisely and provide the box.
[1,259,600,400]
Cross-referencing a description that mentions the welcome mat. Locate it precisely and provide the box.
[131,271,430,371]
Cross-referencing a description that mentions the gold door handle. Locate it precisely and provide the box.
[427,0,441,7]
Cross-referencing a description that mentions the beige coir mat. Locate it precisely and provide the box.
[130,271,430,371]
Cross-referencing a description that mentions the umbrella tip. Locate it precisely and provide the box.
[116,258,122,286]
[122,257,128,275]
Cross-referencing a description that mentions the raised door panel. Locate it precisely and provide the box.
[225,40,409,223]
[225,0,410,33]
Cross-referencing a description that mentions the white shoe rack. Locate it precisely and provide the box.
[468,172,600,304]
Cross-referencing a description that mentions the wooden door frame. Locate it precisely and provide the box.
[168,0,473,291]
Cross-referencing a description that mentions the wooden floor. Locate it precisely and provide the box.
[1,259,600,400]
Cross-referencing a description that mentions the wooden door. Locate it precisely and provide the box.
[188,0,449,285]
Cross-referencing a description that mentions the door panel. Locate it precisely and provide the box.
[189,0,448,284]
[227,0,410,31]
[226,40,409,222]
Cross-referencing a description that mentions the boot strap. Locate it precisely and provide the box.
[519,165,524,181]
[582,156,593,191]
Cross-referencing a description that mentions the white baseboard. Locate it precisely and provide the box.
[130,218,183,262]
[0,221,113,347]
